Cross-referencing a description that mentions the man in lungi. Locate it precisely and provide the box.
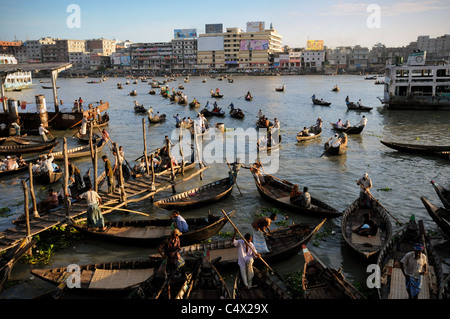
[232,231,260,289]
[77,184,106,231]
[400,243,428,299]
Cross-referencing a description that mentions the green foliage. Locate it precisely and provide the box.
[311,227,334,247]
[353,281,378,299]
[21,226,83,266]
[0,207,12,217]
[377,187,392,192]
[285,271,304,298]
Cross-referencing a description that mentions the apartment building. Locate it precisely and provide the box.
[86,38,116,56]
[171,38,197,72]
[129,42,174,74]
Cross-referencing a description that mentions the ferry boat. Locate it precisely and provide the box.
[0,55,32,91]
[381,51,450,110]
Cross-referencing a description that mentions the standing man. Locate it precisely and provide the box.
[158,229,183,275]
[39,124,49,142]
[400,243,428,299]
[357,172,373,208]
[232,231,260,289]
[102,155,115,194]
[80,115,87,135]
[251,213,277,253]
[357,115,368,127]
[77,184,106,231]
[68,162,84,192]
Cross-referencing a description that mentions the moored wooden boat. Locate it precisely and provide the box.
[323,133,348,156]
[31,259,160,297]
[233,267,291,299]
[49,142,106,160]
[175,255,232,299]
[153,166,239,210]
[75,132,101,143]
[170,219,326,267]
[252,173,342,218]
[33,169,63,184]
[296,123,322,142]
[0,138,58,155]
[377,215,444,299]
[312,98,331,106]
[330,123,365,134]
[430,180,450,209]
[0,161,31,178]
[301,245,366,299]
[380,140,450,156]
[71,210,236,247]
[421,196,450,236]
[341,197,393,259]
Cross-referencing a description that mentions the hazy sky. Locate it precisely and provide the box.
[1,0,449,49]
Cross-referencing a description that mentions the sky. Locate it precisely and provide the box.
[1,0,450,49]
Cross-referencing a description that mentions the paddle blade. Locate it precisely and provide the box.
[302,245,314,264]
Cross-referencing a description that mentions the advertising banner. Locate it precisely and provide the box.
[198,36,224,51]
[246,21,265,32]
[174,29,198,39]
[205,24,223,34]
[240,40,269,51]
[306,40,324,51]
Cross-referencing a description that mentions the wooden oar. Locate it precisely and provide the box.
[220,209,285,282]
[356,180,403,225]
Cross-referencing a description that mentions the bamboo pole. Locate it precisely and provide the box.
[142,118,150,175]
[21,180,31,240]
[166,138,176,193]
[93,145,98,193]
[28,163,39,218]
[114,142,127,204]
[179,125,185,176]
[62,138,70,218]
[193,123,203,180]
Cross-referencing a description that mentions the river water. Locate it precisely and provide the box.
[0,74,449,299]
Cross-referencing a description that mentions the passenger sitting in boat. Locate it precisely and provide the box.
[300,187,311,209]
[97,129,109,147]
[246,91,252,99]
[290,184,303,205]
[38,188,59,212]
[300,127,309,136]
[134,158,146,174]
[171,211,189,233]
[258,109,263,119]
[4,156,18,171]
[32,159,42,173]
[327,134,341,147]
[0,162,5,172]
[40,154,55,173]
[344,120,351,128]
[352,213,378,237]
[357,99,362,108]
[336,119,344,128]
[264,118,270,127]
[153,152,162,171]
[16,155,26,167]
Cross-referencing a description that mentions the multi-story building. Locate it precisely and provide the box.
[302,50,325,70]
[197,28,226,71]
[18,37,56,63]
[171,38,197,73]
[41,39,86,66]
[326,46,351,69]
[86,38,116,56]
[129,42,174,74]
[347,45,370,70]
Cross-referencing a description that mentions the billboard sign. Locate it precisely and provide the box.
[198,36,224,51]
[240,40,269,51]
[205,24,223,34]
[174,29,198,39]
[246,21,265,32]
[307,40,324,50]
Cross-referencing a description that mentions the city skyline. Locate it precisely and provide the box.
[1,0,450,49]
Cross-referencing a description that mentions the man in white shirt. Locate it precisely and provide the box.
[80,115,87,135]
[231,231,260,289]
[41,155,54,173]
[78,184,105,230]
[39,124,49,142]
[327,133,341,147]
[357,172,372,208]
[401,243,428,299]
[358,115,368,127]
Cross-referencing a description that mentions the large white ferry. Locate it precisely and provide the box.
[0,54,32,91]
[381,51,450,110]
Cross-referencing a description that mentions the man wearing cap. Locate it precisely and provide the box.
[158,229,182,274]
[39,124,49,142]
[357,172,373,208]
[326,133,341,148]
[400,243,428,299]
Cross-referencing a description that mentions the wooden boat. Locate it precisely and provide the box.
[0,138,58,155]
[148,89,156,95]
[210,93,223,98]
[148,114,166,123]
[0,160,31,178]
[252,173,342,218]
[134,104,147,113]
[170,219,326,267]
[341,197,393,259]
[430,180,450,209]
[175,122,193,129]
[31,259,161,297]
[380,140,450,156]
[75,132,101,143]
[275,85,285,92]
[421,196,450,236]
[41,85,60,89]
[257,136,280,152]
[178,84,184,90]
[233,267,291,299]
[312,98,331,106]
[330,123,365,134]
[255,120,273,129]
[323,133,348,156]
[189,101,200,108]
[301,245,366,299]
[245,95,253,101]
[154,166,239,210]
[175,255,232,299]
[117,84,123,89]
[71,210,236,247]
[200,108,225,117]
[49,142,106,160]
[177,98,188,105]
[33,168,63,184]
[347,102,373,111]
[1,239,36,293]
[129,90,137,96]
[331,86,339,92]
[377,215,444,299]
[296,124,322,142]
[229,108,245,119]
